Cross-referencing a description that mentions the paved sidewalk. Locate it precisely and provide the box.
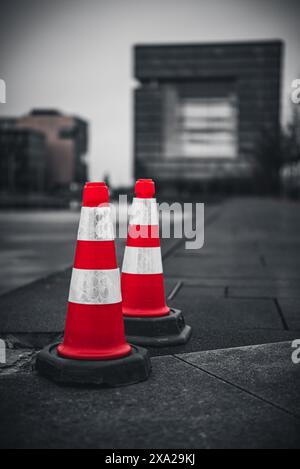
[0,198,300,448]
[0,211,79,296]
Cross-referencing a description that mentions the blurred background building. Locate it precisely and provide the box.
[134,41,282,193]
[0,0,299,199]
[0,110,88,199]
[0,128,46,192]
[17,110,88,190]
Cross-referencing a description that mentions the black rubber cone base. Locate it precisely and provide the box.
[36,343,151,387]
[124,308,192,347]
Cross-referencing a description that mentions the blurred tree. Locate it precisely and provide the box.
[280,107,300,198]
[282,107,300,164]
[254,107,300,195]
[254,127,282,195]
[104,173,111,188]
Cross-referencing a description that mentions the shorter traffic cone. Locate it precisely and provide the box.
[121,179,192,347]
[36,182,151,387]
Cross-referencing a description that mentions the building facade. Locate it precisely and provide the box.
[17,110,88,190]
[134,41,282,190]
[0,110,88,193]
[0,128,46,192]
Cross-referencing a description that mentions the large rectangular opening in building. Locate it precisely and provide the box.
[163,80,238,160]
[179,96,238,158]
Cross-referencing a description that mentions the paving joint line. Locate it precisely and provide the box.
[173,354,300,422]
[274,298,289,331]
[167,281,183,301]
[227,294,299,302]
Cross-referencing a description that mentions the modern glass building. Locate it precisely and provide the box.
[134,41,282,191]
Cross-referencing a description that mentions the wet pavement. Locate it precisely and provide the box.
[0,197,300,448]
[0,211,79,296]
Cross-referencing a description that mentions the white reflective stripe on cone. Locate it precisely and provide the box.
[69,268,122,305]
[122,247,163,275]
[77,206,115,241]
[129,198,159,226]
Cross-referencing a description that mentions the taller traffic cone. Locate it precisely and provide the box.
[121,179,192,347]
[36,182,151,386]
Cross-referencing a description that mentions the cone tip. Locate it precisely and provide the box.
[135,179,156,199]
[83,182,109,207]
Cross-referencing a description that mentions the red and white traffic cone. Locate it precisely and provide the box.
[36,182,151,386]
[121,179,192,347]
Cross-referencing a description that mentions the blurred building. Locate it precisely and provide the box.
[0,110,88,193]
[134,41,282,190]
[17,110,88,190]
[0,118,17,130]
[0,128,46,192]
[280,107,300,198]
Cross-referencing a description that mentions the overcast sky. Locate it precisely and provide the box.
[0,0,299,185]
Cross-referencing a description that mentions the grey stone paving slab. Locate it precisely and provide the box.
[136,290,300,357]
[174,252,262,267]
[177,278,300,288]
[265,267,300,280]
[177,342,300,418]
[264,257,300,266]
[0,275,40,296]
[147,330,300,357]
[164,257,269,279]
[170,288,283,330]
[0,210,79,296]
[174,248,260,259]
[0,355,300,449]
[0,269,71,334]
[278,299,300,330]
[263,244,300,253]
[176,286,226,298]
[228,287,300,299]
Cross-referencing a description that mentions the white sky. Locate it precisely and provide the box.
[0,0,299,186]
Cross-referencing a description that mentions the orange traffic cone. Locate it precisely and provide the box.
[37,182,151,386]
[121,179,192,347]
